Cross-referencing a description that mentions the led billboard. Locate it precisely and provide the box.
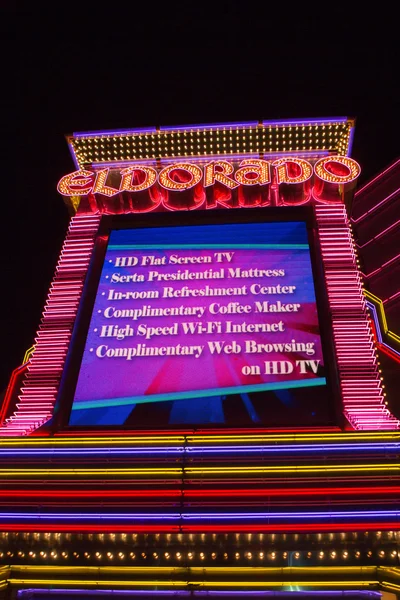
[67,215,333,427]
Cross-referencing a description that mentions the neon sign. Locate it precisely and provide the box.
[69,220,330,428]
[57,156,361,212]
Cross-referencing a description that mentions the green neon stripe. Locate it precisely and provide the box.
[72,378,326,411]
[108,244,309,250]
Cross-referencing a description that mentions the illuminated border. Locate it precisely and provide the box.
[13,591,385,599]
[67,119,354,170]
[1,565,400,594]
[2,135,399,433]
[314,204,399,430]
[0,431,397,532]
[0,430,397,444]
[0,214,101,436]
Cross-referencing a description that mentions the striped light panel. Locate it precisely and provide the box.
[0,432,398,532]
[68,119,353,170]
[314,205,399,430]
[0,214,101,436]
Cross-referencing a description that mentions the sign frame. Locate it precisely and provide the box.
[53,206,343,432]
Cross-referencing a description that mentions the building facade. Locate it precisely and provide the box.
[0,119,399,599]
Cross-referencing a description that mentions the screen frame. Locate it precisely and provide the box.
[52,206,343,432]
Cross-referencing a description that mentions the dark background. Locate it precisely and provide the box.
[2,7,399,395]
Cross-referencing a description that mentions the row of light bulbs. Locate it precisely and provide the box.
[2,531,397,541]
[75,130,351,168]
[79,140,341,156]
[75,123,348,143]
[75,126,349,164]
[79,131,343,149]
[1,549,398,561]
[77,136,342,152]
[78,147,342,165]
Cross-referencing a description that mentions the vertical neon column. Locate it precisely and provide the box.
[315,204,399,430]
[0,213,101,435]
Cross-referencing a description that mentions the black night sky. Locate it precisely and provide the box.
[2,7,399,395]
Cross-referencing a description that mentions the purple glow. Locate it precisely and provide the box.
[366,302,383,344]
[1,510,399,521]
[347,124,355,156]
[367,300,400,359]
[180,510,399,520]
[17,590,382,598]
[159,121,260,131]
[71,118,349,139]
[68,141,80,171]
[381,341,398,357]
[0,442,398,457]
[262,117,348,126]
[159,118,348,131]
[73,127,157,138]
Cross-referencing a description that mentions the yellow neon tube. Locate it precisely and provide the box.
[6,579,379,589]
[365,290,389,332]
[0,437,186,447]
[0,464,397,477]
[22,345,35,365]
[189,433,400,444]
[381,582,400,592]
[9,565,379,574]
[0,432,399,447]
[365,289,400,345]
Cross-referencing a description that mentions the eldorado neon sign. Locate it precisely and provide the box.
[58,156,361,211]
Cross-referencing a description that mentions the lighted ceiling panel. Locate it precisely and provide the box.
[68,119,354,169]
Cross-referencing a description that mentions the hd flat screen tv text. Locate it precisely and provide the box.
[69,221,331,427]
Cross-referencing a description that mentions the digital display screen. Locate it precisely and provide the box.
[68,220,333,427]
